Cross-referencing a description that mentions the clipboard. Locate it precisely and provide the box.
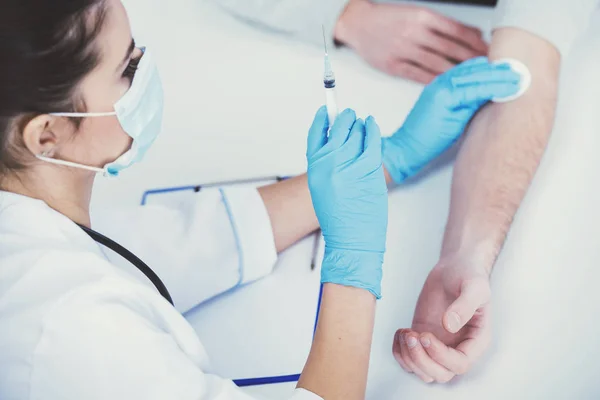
[140,177,325,387]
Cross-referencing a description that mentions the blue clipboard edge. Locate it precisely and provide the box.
[140,176,289,206]
[140,179,323,388]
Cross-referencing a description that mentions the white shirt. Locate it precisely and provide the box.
[215,0,598,57]
[492,0,598,56]
[0,189,320,400]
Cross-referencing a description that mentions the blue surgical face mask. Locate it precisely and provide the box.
[37,47,164,177]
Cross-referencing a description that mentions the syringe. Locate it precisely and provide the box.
[310,26,340,271]
[310,25,338,270]
[322,25,339,129]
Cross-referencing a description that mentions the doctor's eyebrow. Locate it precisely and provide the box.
[117,38,136,71]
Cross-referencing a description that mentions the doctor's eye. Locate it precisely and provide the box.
[122,57,141,80]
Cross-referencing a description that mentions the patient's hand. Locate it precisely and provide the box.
[334,0,488,83]
[392,261,491,383]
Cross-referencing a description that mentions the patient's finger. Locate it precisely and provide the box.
[406,332,455,383]
[396,330,416,374]
[393,330,413,373]
[401,330,434,383]
[420,332,471,375]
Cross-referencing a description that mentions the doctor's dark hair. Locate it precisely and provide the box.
[0,0,107,179]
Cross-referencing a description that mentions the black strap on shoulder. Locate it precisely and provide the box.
[77,224,174,306]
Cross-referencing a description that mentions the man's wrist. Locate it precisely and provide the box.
[438,243,499,277]
[334,0,373,47]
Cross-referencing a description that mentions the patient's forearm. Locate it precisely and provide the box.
[441,28,560,271]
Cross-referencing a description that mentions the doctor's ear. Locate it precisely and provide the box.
[21,114,70,157]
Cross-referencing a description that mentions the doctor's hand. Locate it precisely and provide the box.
[393,260,491,383]
[307,107,388,299]
[334,0,488,83]
[382,56,521,184]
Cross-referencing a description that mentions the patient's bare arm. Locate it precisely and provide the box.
[440,27,560,272]
[393,27,563,382]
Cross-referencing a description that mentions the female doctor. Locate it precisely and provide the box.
[0,0,521,399]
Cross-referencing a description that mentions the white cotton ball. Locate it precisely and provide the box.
[491,58,532,103]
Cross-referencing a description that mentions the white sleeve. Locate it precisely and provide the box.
[212,0,349,48]
[91,187,278,314]
[493,0,598,56]
[290,389,322,400]
[30,284,322,400]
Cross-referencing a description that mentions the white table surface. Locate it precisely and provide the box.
[94,1,600,398]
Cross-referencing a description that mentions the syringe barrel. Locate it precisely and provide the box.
[325,87,339,128]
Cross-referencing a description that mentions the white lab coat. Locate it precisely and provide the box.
[0,189,320,400]
[215,0,599,57]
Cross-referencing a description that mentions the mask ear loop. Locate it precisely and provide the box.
[35,112,119,176]
[50,112,117,118]
[35,153,107,174]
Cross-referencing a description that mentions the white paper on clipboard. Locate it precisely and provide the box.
[142,179,325,382]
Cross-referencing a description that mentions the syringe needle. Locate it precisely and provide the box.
[322,24,328,55]
[322,25,334,82]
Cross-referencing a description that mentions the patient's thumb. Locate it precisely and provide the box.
[443,279,491,334]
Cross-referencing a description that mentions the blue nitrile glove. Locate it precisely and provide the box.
[307,107,388,299]
[382,56,522,183]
